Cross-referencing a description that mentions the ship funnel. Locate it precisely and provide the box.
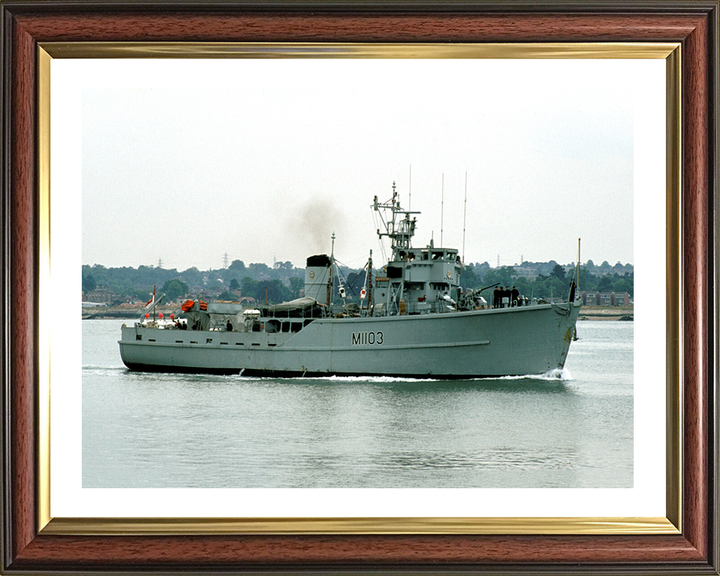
[305,254,332,305]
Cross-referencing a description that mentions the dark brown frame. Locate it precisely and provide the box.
[1,1,718,573]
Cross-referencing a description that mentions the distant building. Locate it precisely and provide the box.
[583,291,631,307]
[599,292,613,306]
[612,292,631,306]
[581,291,601,306]
[86,288,116,303]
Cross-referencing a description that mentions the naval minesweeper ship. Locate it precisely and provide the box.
[119,184,581,378]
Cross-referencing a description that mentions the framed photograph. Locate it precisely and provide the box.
[1,1,717,573]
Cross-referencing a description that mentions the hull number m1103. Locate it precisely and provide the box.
[352,331,384,346]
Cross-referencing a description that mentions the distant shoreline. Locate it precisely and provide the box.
[82,304,177,320]
[82,304,634,321]
[578,306,634,321]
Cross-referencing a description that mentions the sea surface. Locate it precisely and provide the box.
[83,319,633,488]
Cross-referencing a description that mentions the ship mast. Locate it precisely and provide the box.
[373,181,419,260]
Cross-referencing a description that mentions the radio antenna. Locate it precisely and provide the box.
[408,164,412,211]
[440,173,444,247]
[462,172,468,264]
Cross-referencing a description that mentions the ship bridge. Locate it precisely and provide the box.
[373,183,463,316]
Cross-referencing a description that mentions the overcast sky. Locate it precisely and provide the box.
[75,58,662,271]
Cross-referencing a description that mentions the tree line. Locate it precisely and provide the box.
[83,258,633,306]
[82,259,304,304]
[459,261,633,302]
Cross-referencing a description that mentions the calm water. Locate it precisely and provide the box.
[83,319,633,488]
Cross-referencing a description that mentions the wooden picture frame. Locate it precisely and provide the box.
[1,1,717,573]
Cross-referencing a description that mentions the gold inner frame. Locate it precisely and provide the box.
[36,42,682,536]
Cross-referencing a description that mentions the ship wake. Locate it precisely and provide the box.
[490,368,573,382]
[231,370,573,384]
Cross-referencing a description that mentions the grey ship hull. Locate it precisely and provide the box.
[119,301,581,379]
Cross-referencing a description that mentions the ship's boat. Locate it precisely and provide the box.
[119,184,581,378]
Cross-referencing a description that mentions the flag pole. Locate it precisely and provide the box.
[577,239,581,291]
